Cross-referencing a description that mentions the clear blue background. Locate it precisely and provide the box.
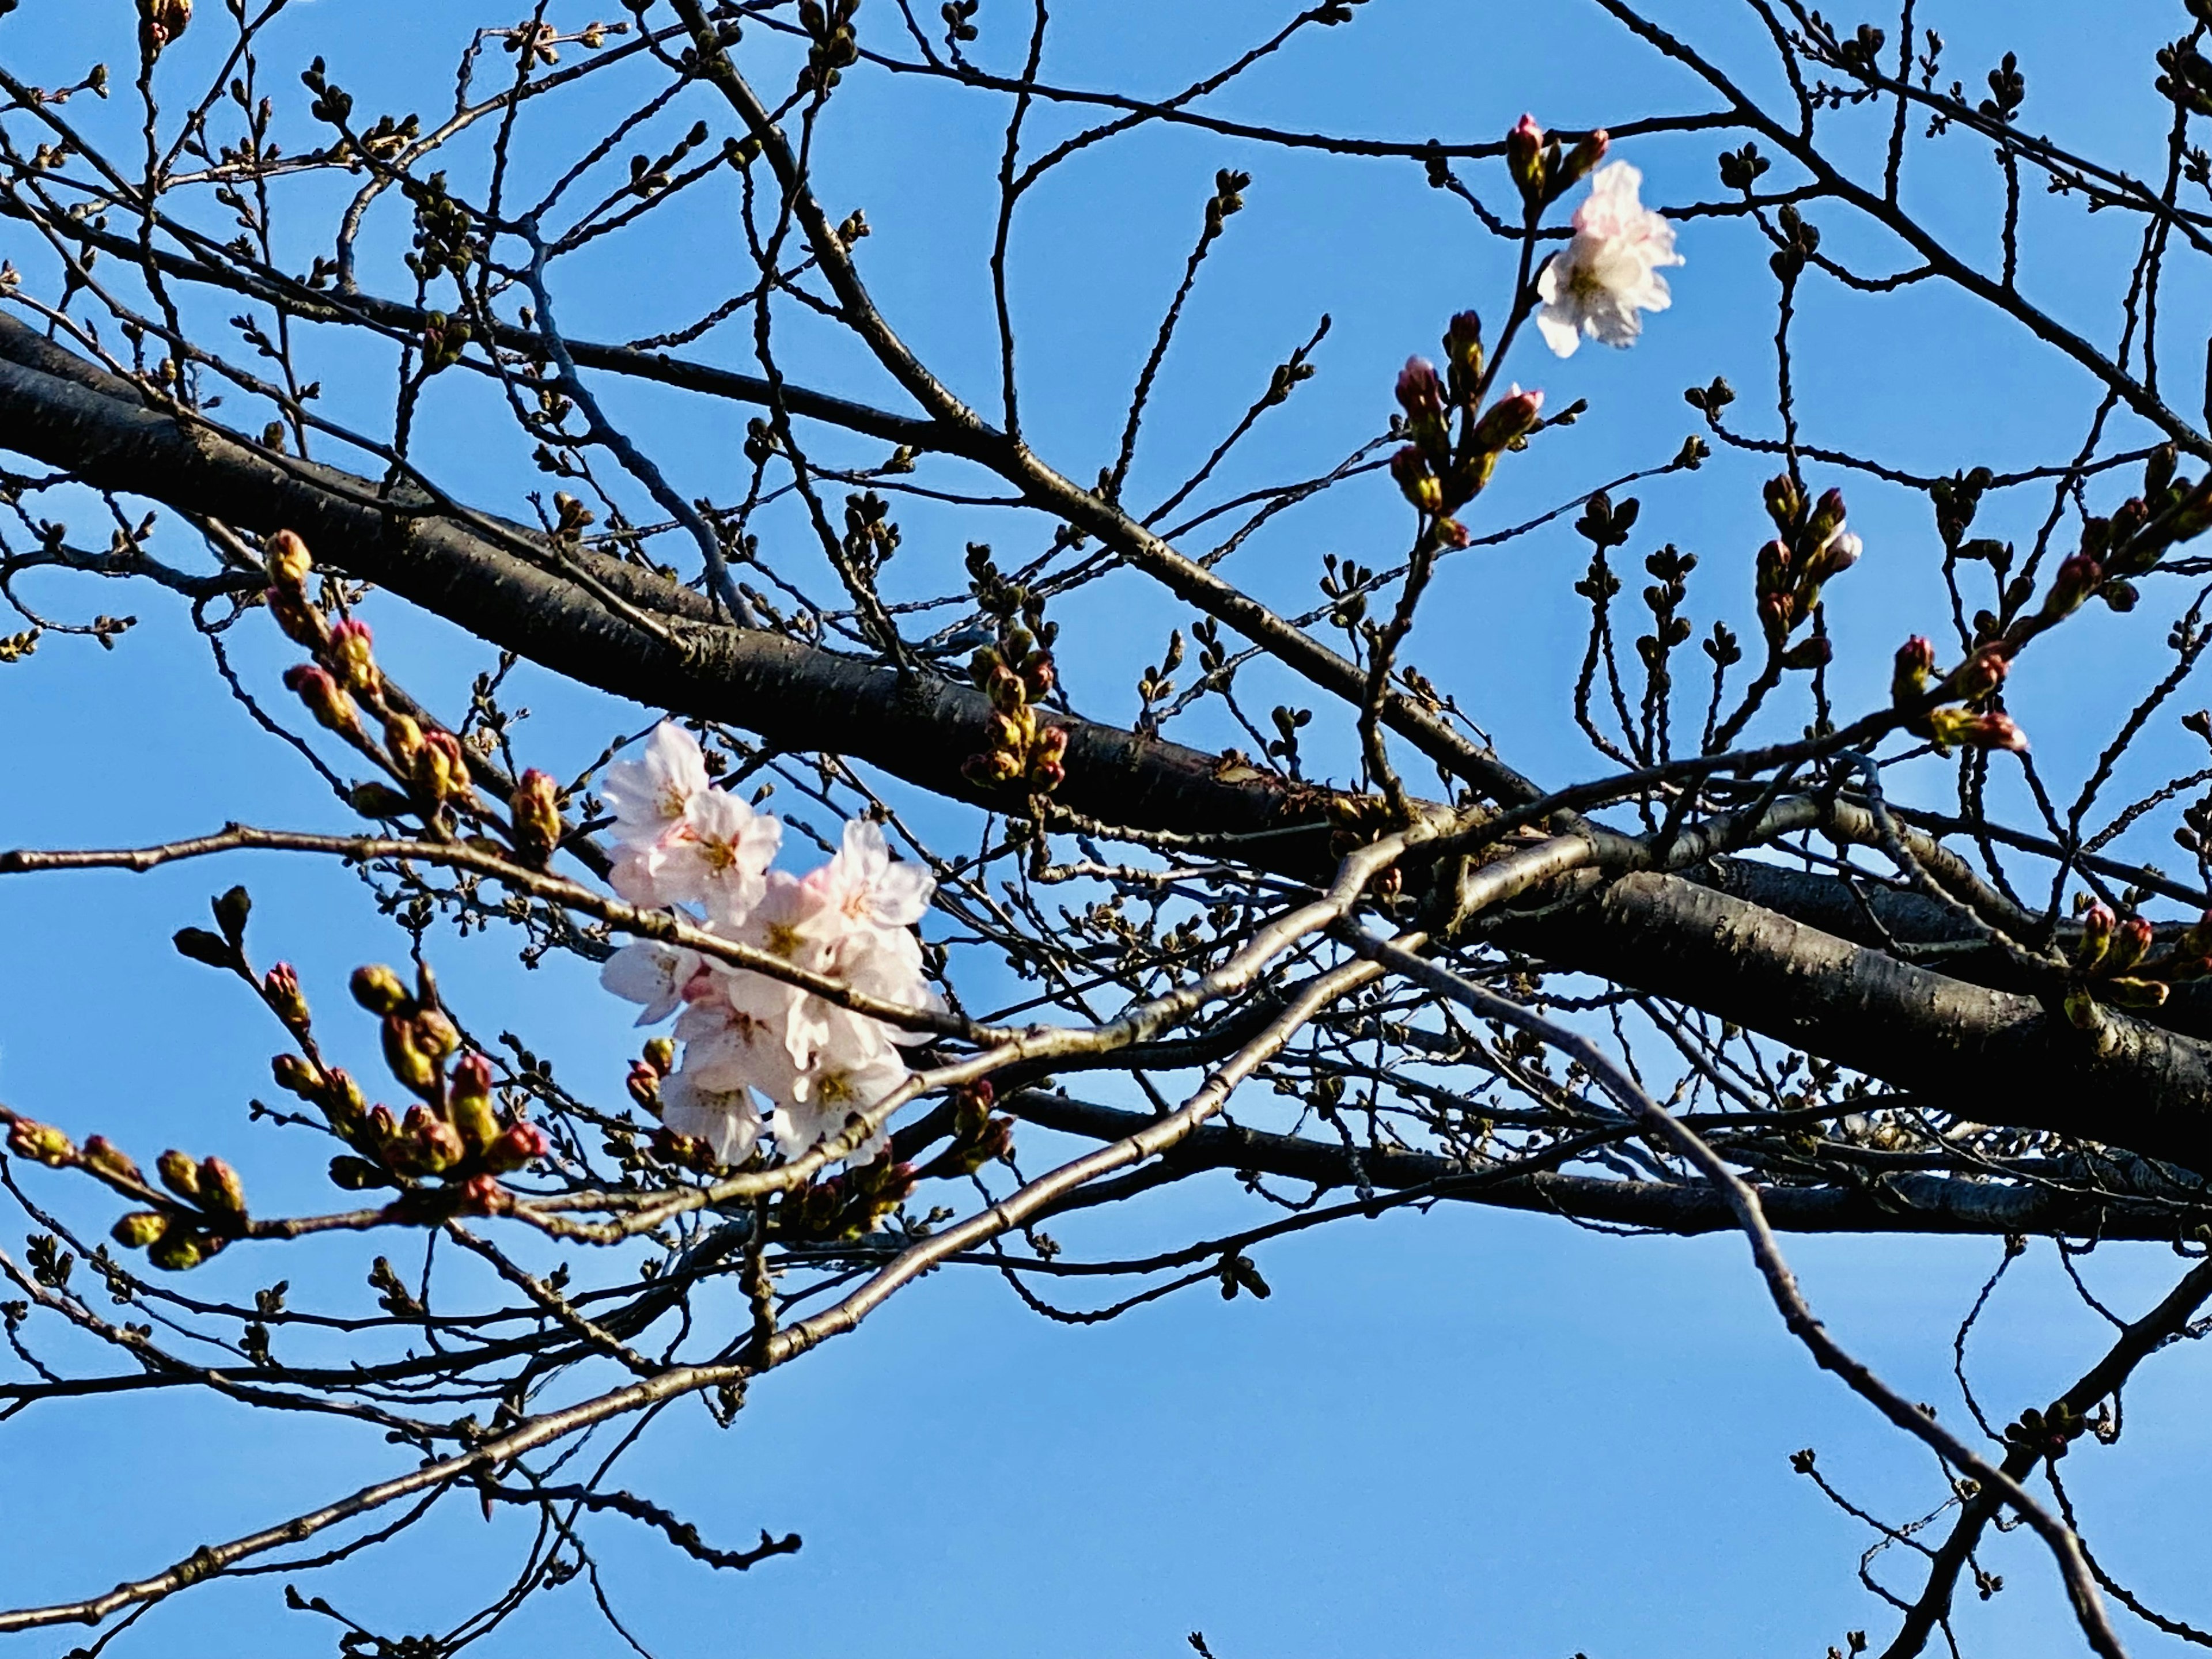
[2,2,2210,1655]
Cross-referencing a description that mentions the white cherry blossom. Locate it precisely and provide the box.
[599,940,702,1025]
[660,788,781,921]
[1535,161,1682,358]
[659,1066,763,1165]
[602,722,710,847]
[810,819,934,931]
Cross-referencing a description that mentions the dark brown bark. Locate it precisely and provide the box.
[7,318,2212,1179]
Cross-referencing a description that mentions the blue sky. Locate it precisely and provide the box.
[3,2,2212,1655]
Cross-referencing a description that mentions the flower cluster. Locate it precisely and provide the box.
[1535,158,1683,358]
[598,723,941,1169]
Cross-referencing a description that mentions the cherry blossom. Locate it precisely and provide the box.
[1535,161,1683,358]
[602,722,709,846]
[594,756,943,1169]
[658,1067,763,1166]
[599,940,702,1024]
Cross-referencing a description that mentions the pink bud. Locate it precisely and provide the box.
[1395,356,1446,422]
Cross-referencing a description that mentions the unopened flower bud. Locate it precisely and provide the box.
[1469,384,1544,454]
[509,769,563,867]
[264,528,313,590]
[1389,445,1443,514]
[415,729,471,805]
[457,1172,513,1215]
[2046,552,2104,618]
[324,1067,366,1127]
[2109,915,2155,975]
[627,1058,663,1113]
[482,1119,550,1175]
[350,964,411,1016]
[1763,473,1805,533]
[1444,310,1484,381]
[265,585,331,650]
[326,618,379,695]
[642,1036,676,1076]
[282,662,361,738]
[82,1136,143,1185]
[1948,643,2010,702]
[147,1229,217,1272]
[1555,128,1609,195]
[1809,531,1861,582]
[138,0,191,55]
[413,1007,460,1062]
[263,963,310,1028]
[1395,357,1449,457]
[1892,635,1937,705]
[1926,706,2028,753]
[198,1157,247,1218]
[382,710,425,774]
[404,1105,465,1174]
[349,781,415,820]
[111,1211,171,1249]
[6,1118,74,1168]
[156,1148,201,1201]
[382,1016,440,1096]
[1505,113,1546,199]
[1806,487,1847,546]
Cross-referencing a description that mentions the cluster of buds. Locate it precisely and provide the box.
[1890,636,2027,754]
[2029,446,2212,637]
[1,1107,246,1272]
[1753,474,1861,656]
[1505,114,1608,212]
[1387,312,1544,541]
[266,532,487,830]
[773,1150,918,1243]
[911,1080,1014,1182]
[961,630,1067,794]
[138,0,191,59]
[2061,902,2212,1028]
[2002,1400,2086,1464]
[264,961,548,1195]
[797,0,861,92]
[2157,39,2212,119]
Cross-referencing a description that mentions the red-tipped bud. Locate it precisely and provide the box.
[1892,635,1937,706]
[1948,643,2010,702]
[510,768,563,868]
[198,1156,247,1218]
[1926,707,2028,753]
[2109,915,2156,975]
[82,1135,143,1185]
[1395,356,1446,423]
[1506,113,1546,197]
[483,1120,550,1175]
[1469,384,1544,454]
[404,1106,464,1174]
[7,1118,74,1168]
[1555,128,1608,194]
[456,1172,513,1215]
[2046,552,2104,619]
[263,963,310,1028]
[282,662,361,738]
[326,619,378,695]
[627,1058,663,1113]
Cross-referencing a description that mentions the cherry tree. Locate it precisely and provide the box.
[2,2,2211,1654]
